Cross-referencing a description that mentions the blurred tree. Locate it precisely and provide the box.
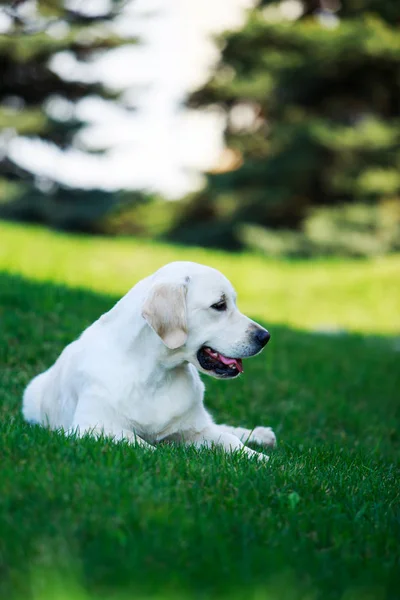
[170,0,400,251]
[0,0,138,231]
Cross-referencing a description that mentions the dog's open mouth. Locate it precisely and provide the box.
[197,346,243,377]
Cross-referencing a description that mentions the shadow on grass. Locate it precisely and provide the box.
[0,272,399,600]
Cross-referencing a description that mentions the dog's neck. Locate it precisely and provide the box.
[98,288,189,385]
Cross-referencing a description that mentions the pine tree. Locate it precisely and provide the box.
[0,0,136,231]
[171,0,400,253]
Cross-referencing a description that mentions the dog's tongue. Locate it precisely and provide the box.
[218,353,244,373]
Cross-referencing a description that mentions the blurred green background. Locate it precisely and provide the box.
[0,4,400,599]
[0,0,399,258]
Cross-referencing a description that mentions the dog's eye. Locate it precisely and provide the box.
[211,300,227,312]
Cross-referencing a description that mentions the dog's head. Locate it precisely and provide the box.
[142,262,270,379]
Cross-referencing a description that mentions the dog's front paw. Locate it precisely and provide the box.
[251,426,276,448]
[241,447,270,462]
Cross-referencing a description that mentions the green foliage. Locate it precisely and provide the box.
[240,201,400,257]
[0,241,399,599]
[240,224,313,257]
[172,2,400,253]
[305,201,400,254]
[100,195,185,237]
[0,0,137,230]
[0,186,125,232]
[0,106,47,134]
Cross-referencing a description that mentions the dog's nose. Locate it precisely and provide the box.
[255,328,271,348]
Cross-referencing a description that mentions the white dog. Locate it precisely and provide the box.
[23,262,276,460]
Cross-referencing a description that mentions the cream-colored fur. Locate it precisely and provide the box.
[22,262,275,460]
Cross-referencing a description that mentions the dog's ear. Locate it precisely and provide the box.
[142,280,188,349]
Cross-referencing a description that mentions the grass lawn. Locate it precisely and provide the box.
[0,221,399,600]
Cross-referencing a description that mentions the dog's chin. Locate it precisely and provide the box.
[196,346,243,379]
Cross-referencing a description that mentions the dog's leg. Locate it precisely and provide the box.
[66,393,155,449]
[180,425,270,461]
[66,424,155,449]
[218,424,276,448]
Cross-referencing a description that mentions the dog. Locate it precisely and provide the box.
[22,261,276,460]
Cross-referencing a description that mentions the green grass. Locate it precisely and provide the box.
[1,221,400,334]
[0,222,399,600]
